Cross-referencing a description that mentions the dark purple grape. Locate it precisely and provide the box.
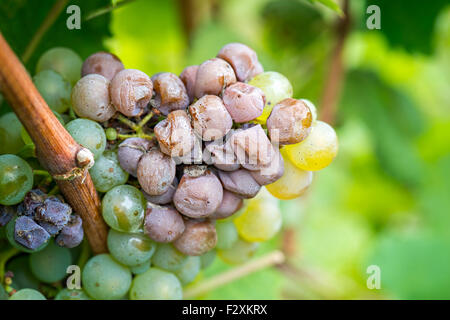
[173,219,217,256]
[144,204,185,243]
[179,65,198,103]
[137,149,176,196]
[14,216,50,250]
[218,169,261,199]
[173,166,223,218]
[189,95,232,141]
[151,72,189,115]
[210,190,243,220]
[250,148,284,185]
[203,139,240,171]
[55,215,83,248]
[194,58,236,98]
[110,69,153,117]
[143,177,178,205]
[266,98,312,145]
[34,197,72,236]
[81,52,125,81]
[222,82,265,123]
[19,189,46,216]
[217,43,263,82]
[0,205,14,227]
[117,138,154,177]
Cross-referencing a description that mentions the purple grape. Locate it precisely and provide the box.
[194,58,236,99]
[218,169,261,199]
[151,72,189,115]
[203,138,240,172]
[34,197,72,236]
[0,205,14,227]
[14,216,50,250]
[81,52,125,81]
[222,82,265,123]
[173,219,217,256]
[55,215,84,248]
[137,149,176,196]
[217,43,263,82]
[144,204,185,243]
[143,177,178,205]
[250,148,285,185]
[117,138,154,177]
[179,65,198,103]
[172,136,203,165]
[210,190,243,220]
[18,189,46,216]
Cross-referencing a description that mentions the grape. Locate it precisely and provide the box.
[250,148,284,186]
[179,65,198,103]
[175,256,201,285]
[130,259,151,275]
[55,214,84,248]
[107,229,156,267]
[173,219,217,256]
[173,166,223,218]
[29,239,72,283]
[137,149,176,196]
[234,188,282,242]
[9,288,46,300]
[66,119,106,159]
[194,58,236,98]
[203,138,240,172]
[217,43,263,82]
[0,205,14,227]
[34,197,71,236]
[89,150,129,192]
[102,185,146,233]
[189,95,233,141]
[129,268,182,300]
[33,70,71,114]
[151,72,189,115]
[144,204,185,243]
[218,169,261,199]
[248,71,293,124]
[6,216,49,252]
[266,150,313,200]
[151,243,188,272]
[117,137,153,177]
[110,69,153,117]
[6,256,40,290]
[143,177,178,205]
[19,189,46,216]
[210,190,243,220]
[81,51,125,80]
[222,82,265,123]
[55,288,91,300]
[172,135,203,165]
[218,238,259,264]
[215,220,238,250]
[82,254,132,300]
[200,249,216,269]
[300,98,318,122]
[284,120,338,171]
[0,154,33,205]
[0,112,25,154]
[36,47,82,85]
[154,110,195,157]
[71,74,116,122]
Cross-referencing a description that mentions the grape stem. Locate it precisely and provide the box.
[84,0,137,21]
[116,112,155,140]
[0,247,20,282]
[183,250,285,299]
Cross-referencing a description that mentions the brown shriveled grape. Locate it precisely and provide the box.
[143,177,178,205]
[173,219,217,256]
[117,138,154,177]
[110,69,153,117]
[151,72,190,116]
[266,98,312,145]
[144,203,185,243]
[194,58,236,99]
[203,139,240,172]
[250,148,284,185]
[137,149,176,196]
[210,190,244,220]
[222,82,265,123]
[218,169,261,199]
[173,166,223,218]
[179,65,198,103]
[189,95,233,141]
[81,52,125,81]
[217,43,263,82]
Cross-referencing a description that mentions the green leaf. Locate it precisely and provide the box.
[308,0,343,15]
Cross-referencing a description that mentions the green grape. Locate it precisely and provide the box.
[105,127,117,141]
[107,229,156,267]
[66,119,106,159]
[284,120,338,171]
[234,188,282,242]
[33,70,71,113]
[248,71,293,124]
[215,220,238,250]
[129,268,182,300]
[90,150,129,192]
[0,154,33,205]
[5,217,49,253]
[102,185,146,233]
[0,113,24,155]
[130,259,151,275]
[9,288,46,300]
[218,238,259,265]
[6,256,40,290]
[29,240,72,283]
[82,254,132,300]
[55,288,91,300]
[36,47,83,85]
[200,250,216,269]
[151,243,188,272]
[175,256,201,285]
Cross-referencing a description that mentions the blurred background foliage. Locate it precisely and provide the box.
[0,0,449,299]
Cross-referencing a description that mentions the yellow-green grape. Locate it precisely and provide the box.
[284,120,338,171]
[266,150,313,200]
[215,220,238,250]
[33,70,71,113]
[234,188,282,242]
[130,268,182,300]
[36,47,83,85]
[248,71,293,124]
[9,288,46,300]
[0,113,24,155]
[0,154,33,205]
[218,238,259,265]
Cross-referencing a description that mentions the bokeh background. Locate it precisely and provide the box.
[1,0,449,299]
